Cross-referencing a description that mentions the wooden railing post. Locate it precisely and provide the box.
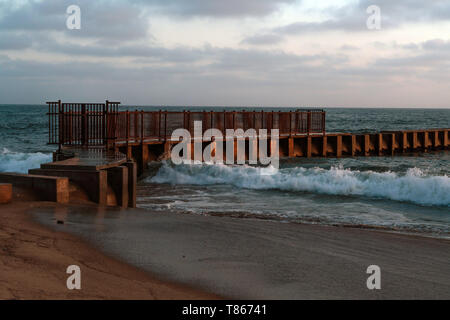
[82,103,88,146]
[307,111,312,136]
[112,103,118,150]
[141,110,144,144]
[126,110,130,149]
[158,110,162,141]
[322,111,326,135]
[58,100,62,149]
[164,111,167,141]
[210,111,213,132]
[289,111,292,136]
[187,110,191,136]
[203,110,206,135]
[271,111,274,131]
[104,100,108,147]
[262,110,265,130]
[223,110,226,131]
[134,109,138,143]
[233,111,236,130]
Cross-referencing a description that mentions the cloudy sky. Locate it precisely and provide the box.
[0,0,449,107]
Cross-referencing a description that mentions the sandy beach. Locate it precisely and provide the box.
[18,201,450,300]
[0,201,218,300]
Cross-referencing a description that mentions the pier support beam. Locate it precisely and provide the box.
[364,135,370,156]
[390,133,396,155]
[322,136,327,157]
[412,132,418,150]
[424,132,429,151]
[124,161,137,208]
[351,136,356,156]
[336,136,342,158]
[126,146,133,160]
[306,136,312,158]
[445,130,449,147]
[402,132,408,152]
[378,134,383,156]
[107,166,129,208]
[434,131,440,148]
[288,137,294,158]
[141,144,149,171]
[164,141,172,159]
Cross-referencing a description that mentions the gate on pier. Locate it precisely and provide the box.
[47,100,120,148]
[47,100,326,149]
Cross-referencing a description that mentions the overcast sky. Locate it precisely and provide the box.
[0,0,449,107]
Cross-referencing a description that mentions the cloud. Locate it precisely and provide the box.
[422,39,450,51]
[269,0,450,36]
[397,38,450,52]
[0,0,450,107]
[357,0,450,21]
[273,19,366,34]
[1,44,450,108]
[0,0,151,41]
[2,48,450,108]
[0,46,353,102]
[0,0,297,47]
[35,39,207,63]
[241,33,285,45]
[340,45,359,51]
[0,32,33,50]
[135,0,297,18]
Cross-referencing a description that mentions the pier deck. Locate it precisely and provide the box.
[43,148,127,171]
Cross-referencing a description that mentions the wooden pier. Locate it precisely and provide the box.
[3,100,446,208]
[47,101,448,174]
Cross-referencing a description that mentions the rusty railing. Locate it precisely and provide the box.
[47,101,326,148]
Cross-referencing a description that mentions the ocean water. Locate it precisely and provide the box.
[0,105,53,173]
[1,105,449,237]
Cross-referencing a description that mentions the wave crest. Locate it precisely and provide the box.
[0,148,52,174]
[149,162,450,207]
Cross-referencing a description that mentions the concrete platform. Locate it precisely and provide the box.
[0,173,69,203]
[47,148,127,171]
[31,148,137,208]
[0,183,12,204]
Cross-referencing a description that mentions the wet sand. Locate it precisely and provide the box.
[0,201,218,300]
[2,199,450,299]
[32,204,450,300]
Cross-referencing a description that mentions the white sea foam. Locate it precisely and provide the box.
[149,162,450,207]
[0,148,52,174]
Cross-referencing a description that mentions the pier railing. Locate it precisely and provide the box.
[47,100,121,148]
[47,101,326,148]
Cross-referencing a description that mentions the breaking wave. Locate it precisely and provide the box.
[149,162,450,207]
[0,148,52,174]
